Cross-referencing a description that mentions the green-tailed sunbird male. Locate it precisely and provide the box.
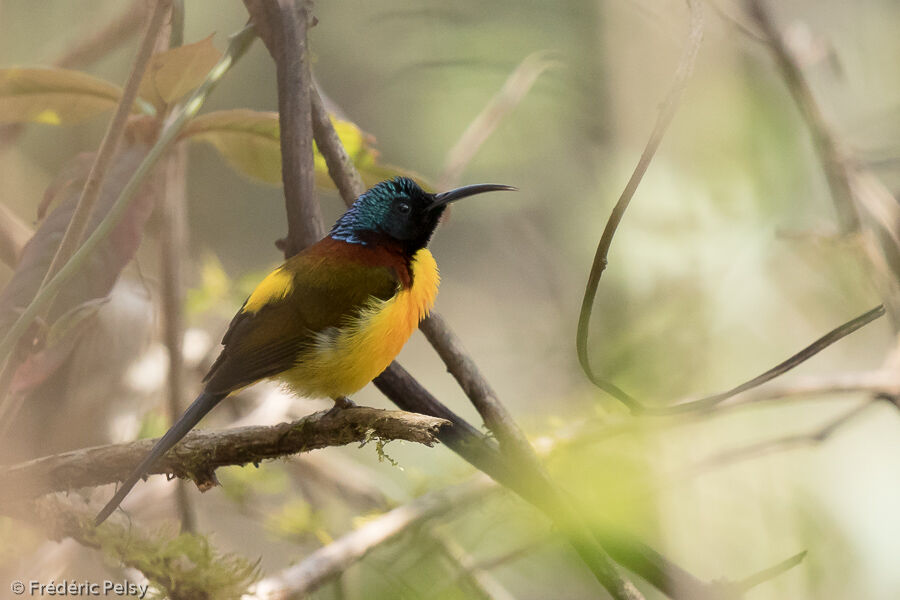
[95,177,514,524]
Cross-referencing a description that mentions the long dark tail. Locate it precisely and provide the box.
[94,390,227,525]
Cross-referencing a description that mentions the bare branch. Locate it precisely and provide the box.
[418,313,546,476]
[725,370,900,407]
[576,0,704,412]
[734,551,807,594]
[245,479,494,599]
[0,407,448,508]
[244,0,323,256]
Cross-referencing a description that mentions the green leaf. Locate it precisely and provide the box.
[180,108,429,189]
[0,67,123,125]
[138,35,222,109]
[181,109,282,183]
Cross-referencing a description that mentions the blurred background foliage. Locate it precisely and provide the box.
[0,0,898,598]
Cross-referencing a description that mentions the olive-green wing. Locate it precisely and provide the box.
[202,250,400,395]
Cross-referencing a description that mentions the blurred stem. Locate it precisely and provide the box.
[0,23,257,367]
[160,142,194,532]
[157,0,194,533]
[37,0,170,299]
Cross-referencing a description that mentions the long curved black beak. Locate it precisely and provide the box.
[429,183,517,211]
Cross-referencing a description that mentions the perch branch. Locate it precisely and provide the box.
[0,406,447,508]
[576,0,704,412]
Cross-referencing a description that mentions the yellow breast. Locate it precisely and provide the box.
[281,248,440,399]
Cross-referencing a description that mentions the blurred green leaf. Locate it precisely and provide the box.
[180,108,427,188]
[264,498,325,542]
[138,35,222,110]
[0,67,123,125]
[217,463,290,508]
[185,252,234,318]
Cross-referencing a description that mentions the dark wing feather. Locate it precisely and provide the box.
[202,245,400,395]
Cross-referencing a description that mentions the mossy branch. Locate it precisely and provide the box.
[0,407,448,508]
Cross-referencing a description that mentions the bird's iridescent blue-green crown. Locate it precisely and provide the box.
[329,177,516,253]
[329,177,431,247]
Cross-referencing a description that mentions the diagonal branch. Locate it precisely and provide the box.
[650,304,885,414]
[246,478,494,599]
[0,406,447,508]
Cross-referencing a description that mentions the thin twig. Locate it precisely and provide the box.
[438,51,558,190]
[155,0,194,534]
[649,304,885,414]
[733,551,807,594]
[0,23,258,365]
[160,143,194,531]
[576,0,704,412]
[244,0,323,256]
[0,406,448,507]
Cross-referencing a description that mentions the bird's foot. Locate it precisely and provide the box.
[325,396,356,417]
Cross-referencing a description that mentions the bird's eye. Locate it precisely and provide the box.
[396,202,411,214]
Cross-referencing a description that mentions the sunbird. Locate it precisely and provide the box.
[95,177,514,524]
